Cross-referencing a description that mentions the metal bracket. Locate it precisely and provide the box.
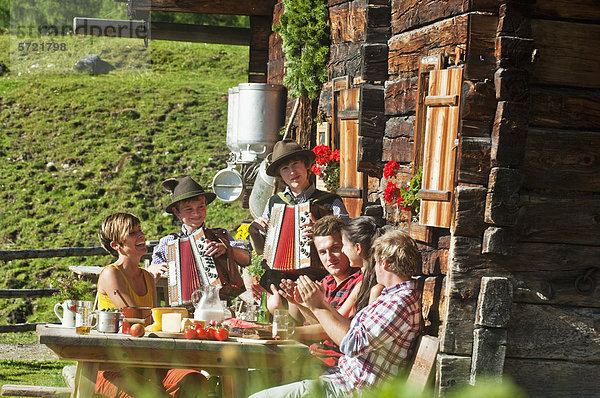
[575,267,599,295]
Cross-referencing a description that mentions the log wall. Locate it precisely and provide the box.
[266,0,600,395]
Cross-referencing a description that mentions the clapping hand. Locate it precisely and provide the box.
[296,275,327,310]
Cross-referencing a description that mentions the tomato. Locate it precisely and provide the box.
[184,328,196,340]
[215,328,229,341]
[207,328,217,340]
[208,320,218,328]
[195,326,209,340]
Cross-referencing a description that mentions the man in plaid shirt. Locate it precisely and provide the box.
[249,229,422,397]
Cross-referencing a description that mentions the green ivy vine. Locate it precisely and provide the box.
[274,0,330,100]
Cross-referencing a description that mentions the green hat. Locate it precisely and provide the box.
[162,176,216,214]
[265,139,316,177]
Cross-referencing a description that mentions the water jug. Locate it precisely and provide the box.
[191,285,225,324]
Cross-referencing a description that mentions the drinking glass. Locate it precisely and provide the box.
[272,309,290,340]
[75,300,94,335]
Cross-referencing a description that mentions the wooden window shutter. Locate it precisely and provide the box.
[415,64,463,228]
[332,77,363,218]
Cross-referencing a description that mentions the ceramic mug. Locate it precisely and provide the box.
[54,300,77,327]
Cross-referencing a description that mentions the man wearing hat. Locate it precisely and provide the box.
[148,176,249,296]
[249,139,348,255]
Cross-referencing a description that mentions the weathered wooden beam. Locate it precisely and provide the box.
[482,226,515,256]
[497,2,532,38]
[475,277,513,328]
[504,357,600,398]
[470,328,508,384]
[0,383,71,395]
[382,136,413,162]
[128,0,273,16]
[530,86,600,130]
[0,323,45,333]
[365,5,391,43]
[451,186,487,238]
[384,76,418,116]
[357,136,383,174]
[385,116,415,139]
[456,136,491,186]
[507,303,600,362]
[531,0,600,22]
[491,101,529,168]
[531,19,600,89]
[464,14,498,81]
[494,67,530,103]
[391,0,498,35]
[330,1,366,44]
[409,223,434,244]
[522,128,600,193]
[460,80,496,122]
[485,167,523,226]
[0,289,58,298]
[435,354,472,395]
[359,84,385,137]
[495,36,534,71]
[361,43,388,82]
[330,42,362,80]
[389,15,468,75]
[73,18,251,45]
[516,194,600,246]
[0,242,156,260]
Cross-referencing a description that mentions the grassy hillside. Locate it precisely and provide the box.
[0,34,252,323]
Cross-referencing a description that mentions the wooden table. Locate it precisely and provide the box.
[37,324,310,398]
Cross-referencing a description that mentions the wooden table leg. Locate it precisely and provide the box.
[72,361,99,398]
[221,369,249,398]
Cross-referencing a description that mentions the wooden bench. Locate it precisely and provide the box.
[0,384,71,398]
[406,335,440,392]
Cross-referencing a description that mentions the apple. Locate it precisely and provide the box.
[130,323,145,337]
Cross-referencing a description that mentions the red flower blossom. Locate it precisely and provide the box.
[384,181,400,204]
[396,195,404,207]
[383,161,400,179]
[331,149,340,162]
[311,164,322,176]
[312,145,332,166]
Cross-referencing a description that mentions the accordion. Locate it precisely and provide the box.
[263,202,312,271]
[166,229,221,306]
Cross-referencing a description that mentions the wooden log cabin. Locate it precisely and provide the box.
[126,0,600,396]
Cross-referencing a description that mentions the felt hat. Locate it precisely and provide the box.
[265,139,316,177]
[162,176,216,214]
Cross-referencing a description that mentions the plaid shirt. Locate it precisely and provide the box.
[323,280,422,393]
[151,225,248,265]
[322,269,363,310]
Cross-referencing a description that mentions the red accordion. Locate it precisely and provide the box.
[166,229,220,306]
[263,202,312,271]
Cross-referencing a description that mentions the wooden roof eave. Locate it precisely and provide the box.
[124,0,275,16]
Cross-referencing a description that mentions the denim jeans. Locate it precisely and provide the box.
[248,378,345,398]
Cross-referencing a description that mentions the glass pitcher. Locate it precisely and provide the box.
[191,285,225,324]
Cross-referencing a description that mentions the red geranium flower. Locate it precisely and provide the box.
[396,195,404,207]
[331,149,340,162]
[311,164,322,176]
[312,145,332,166]
[384,181,400,204]
[383,161,400,179]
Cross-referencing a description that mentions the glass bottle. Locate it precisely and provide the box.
[256,292,270,323]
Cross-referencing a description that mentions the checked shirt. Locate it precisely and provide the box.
[323,280,422,393]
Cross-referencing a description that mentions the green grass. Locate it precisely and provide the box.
[0,360,73,389]
[0,33,252,324]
